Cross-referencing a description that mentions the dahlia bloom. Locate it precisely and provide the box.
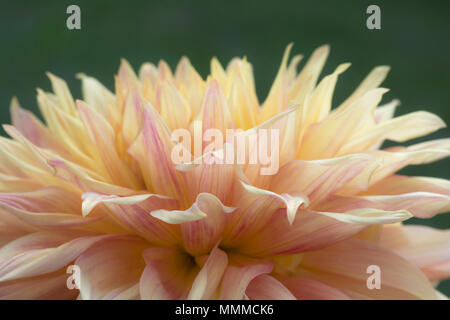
[0,44,449,300]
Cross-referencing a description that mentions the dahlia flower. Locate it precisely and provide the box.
[0,44,449,300]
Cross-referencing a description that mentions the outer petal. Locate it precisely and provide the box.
[0,270,78,300]
[246,275,296,300]
[187,247,228,299]
[276,276,351,300]
[360,175,450,218]
[379,224,450,282]
[81,192,180,246]
[0,232,113,281]
[236,208,365,256]
[219,255,273,300]
[76,236,148,300]
[297,238,436,299]
[139,247,199,300]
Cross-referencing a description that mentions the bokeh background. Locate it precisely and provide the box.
[0,0,449,296]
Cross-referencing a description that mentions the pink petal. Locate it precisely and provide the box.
[299,238,436,299]
[276,276,351,300]
[75,235,148,299]
[246,275,296,300]
[140,247,199,299]
[188,247,228,299]
[219,255,273,299]
[0,270,77,300]
[0,231,114,281]
[82,192,180,246]
[380,224,450,282]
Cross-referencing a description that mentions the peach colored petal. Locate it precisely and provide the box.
[340,111,446,154]
[240,181,308,225]
[128,107,187,199]
[288,44,329,104]
[270,154,372,207]
[0,270,77,300]
[75,236,148,300]
[246,275,296,300]
[379,224,450,282]
[187,247,228,299]
[10,97,68,155]
[77,101,142,189]
[0,231,113,281]
[299,88,388,160]
[337,65,390,112]
[219,255,273,299]
[82,192,180,246]
[276,276,351,300]
[236,208,365,256]
[298,238,436,299]
[140,247,199,299]
[179,193,234,255]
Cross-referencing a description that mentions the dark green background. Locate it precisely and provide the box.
[0,0,449,296]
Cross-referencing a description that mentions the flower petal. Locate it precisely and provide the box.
[140,247,199,300]
[246,275,296,300]
[76,236,148,300]
[219,255,273,300]
[0,232,113,281]
[298,238,436,299]
[380,224,450,282]
[276,276,351,300]
[187,247,228,299]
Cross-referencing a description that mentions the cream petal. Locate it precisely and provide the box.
[78,101,142,189]
[299,88,388,160]
[288,44,330,103]
[340,111,446,154]
[10,97,68,155]
[337,65,390,112]
[260,44,293,121]
[151,193,233,225]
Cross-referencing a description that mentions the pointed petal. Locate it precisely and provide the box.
[128,107,186,199]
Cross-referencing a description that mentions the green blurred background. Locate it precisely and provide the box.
[0,0,449,296]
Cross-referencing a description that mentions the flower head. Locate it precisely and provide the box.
[0,44,449,299]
